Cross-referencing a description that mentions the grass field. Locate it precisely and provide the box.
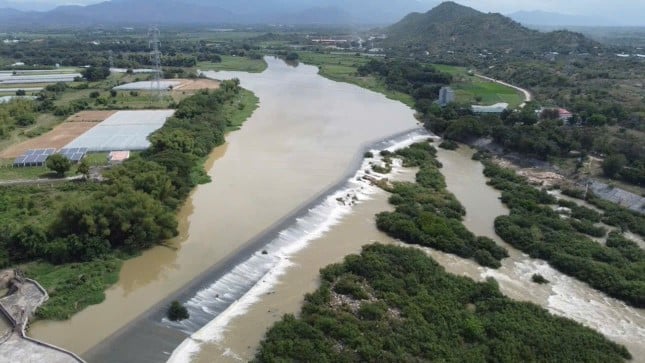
[23,258,123,320]
[198,55,268,73]
[433,64,524,108]
[298,52,415,108]
[223,88,259,131]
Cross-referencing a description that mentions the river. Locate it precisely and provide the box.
[31,56,645,362]
[171,144,645,362]
[29,57,421,362]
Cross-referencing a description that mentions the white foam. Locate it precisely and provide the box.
[166,130,430,363]
[483,255,645,348]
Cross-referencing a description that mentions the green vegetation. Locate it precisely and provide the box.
[255,244,630,362]
[298,52,415,107]
[375,143,508,268]
[0,80,257,319]
[167,300,189,321]
[482,161,645,307]
[0,98,38,141]
[432,64,523,108]
[357,58,451,114]
[46,153,72,177]
[22,259,122,320]
[532,274,550,284]
[439,139,459,150]
[0,163,62,180]
[561,188,645,238]
[198,55,267,73]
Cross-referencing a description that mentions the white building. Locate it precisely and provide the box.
[472,103,508,114]
[438,86,455,107]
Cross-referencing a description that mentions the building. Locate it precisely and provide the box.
[108,151,130,165]
[472,102,508,114]
[557,108,573,122]
[438,86,455,107]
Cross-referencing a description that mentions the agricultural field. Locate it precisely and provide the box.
[432,64,524,108]
[198,55,267,73]
[298,51,415,107]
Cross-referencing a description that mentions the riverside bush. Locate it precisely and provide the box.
[376,143,508,268]
[484,161,645,307]
[254,244,630,362]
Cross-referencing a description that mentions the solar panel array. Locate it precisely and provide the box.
[57,147,88,162]
[12,147,88,167]
[12,148,56,167]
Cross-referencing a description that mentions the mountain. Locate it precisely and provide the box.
[0,0,434,27]
[509,11,612,27]
[386,2,597,54]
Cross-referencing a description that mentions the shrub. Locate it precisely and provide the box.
[167,300,189,321]
[532,274,549,284]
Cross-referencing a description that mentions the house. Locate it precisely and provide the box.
[557,108,573,122]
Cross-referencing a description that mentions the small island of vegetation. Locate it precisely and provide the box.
[254,244,631,362]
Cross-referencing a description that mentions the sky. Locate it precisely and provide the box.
[451,0,644,16]
[2,0,645,25]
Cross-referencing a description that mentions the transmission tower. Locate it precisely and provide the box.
[108,50,115,87]
[148,26,162,100]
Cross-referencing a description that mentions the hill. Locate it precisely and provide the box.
[386,2,598,54]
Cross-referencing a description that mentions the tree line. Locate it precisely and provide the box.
[0,79,244,266]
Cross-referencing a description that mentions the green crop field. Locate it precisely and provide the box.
[433,64,524,108]
[198,55,267,73]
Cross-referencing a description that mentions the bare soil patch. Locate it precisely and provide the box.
[66,110,116,123]
[173,78,220,91]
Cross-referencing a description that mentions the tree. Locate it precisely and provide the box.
[46,154,72,177]
[15,89,26,96]
[602,154,627,178]
[167,300,189,321]
[77,158,90,179]
[285,52,299,61]
[82,66,110,82]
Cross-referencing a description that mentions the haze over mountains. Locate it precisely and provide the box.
[1,0,643,28]
[0,0,438,27]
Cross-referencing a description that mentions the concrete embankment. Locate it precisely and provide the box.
[0,278,85,363]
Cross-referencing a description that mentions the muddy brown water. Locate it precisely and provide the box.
[29,57,420,359]
[175,144,645,362]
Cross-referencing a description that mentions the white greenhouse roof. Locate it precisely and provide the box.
[113,80,181,91]
[63,110,175,152]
